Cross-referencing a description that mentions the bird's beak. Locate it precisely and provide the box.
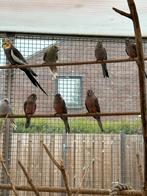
[2,42,10,49]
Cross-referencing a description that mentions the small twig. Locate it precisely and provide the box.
[136,154,144,187]
[112,7,132,19]
[18,160,40,196]
[43,143,72,196]
[76,159,94,195]
[0,156,19,196]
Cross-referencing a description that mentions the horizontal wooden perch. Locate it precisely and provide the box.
[0,111,140,119]
[0,57,147,69]
[0,184,143,195]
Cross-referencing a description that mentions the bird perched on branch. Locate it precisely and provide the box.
[24,93,37,128]
[95,41,109,78]
[125,38,147,78]
[54,93,70,133]
[0,98,16,128]
[43,45,59,79]
[125,38,137,59]
[85,90,104,132]
[2,38,48,95]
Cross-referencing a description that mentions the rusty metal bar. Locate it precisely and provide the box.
[0,112,141,119]
[0,57,147,69]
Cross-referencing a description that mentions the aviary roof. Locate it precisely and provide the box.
[0,0,147,36]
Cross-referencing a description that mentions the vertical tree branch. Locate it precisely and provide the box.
[113,0,147,193]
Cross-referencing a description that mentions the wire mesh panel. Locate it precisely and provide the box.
[0,32,146,195]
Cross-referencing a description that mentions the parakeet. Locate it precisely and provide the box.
[2,38,48,95]
[95,41,109,78]
[43,45,59,79]
[125,38,137,58]
[24,93,37,128]
[54,93,70,133]
[0,98,16,128]
[125,38,147,78]
[85,90,104,132]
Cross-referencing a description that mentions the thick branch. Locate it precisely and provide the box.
[113,7,132,19]
[43,144,72,196]
[18,160,40,196]
[0,184,143,195]
[0,111,141,119]
[0,157,18,196]
[127,0,147,192]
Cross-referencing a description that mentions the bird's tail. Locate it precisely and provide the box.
[23,69,48,95]
[10,119,17,129]
[101,63,109,78]
[29,68,38,77]
[96,116,104,132]
[49,67,58,79]
[25,117,31,128]
[63,118,70,133]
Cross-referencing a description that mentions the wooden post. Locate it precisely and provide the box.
[113,0,147,194]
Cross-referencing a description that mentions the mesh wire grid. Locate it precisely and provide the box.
[0,33,146,196]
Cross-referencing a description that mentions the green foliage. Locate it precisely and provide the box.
[11,118,141,134]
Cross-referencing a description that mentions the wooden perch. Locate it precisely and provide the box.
[43,143,72,196]
[113,0,147,193]
[0,156,18,196]
[18,160,40,196]
[0,183,143,195]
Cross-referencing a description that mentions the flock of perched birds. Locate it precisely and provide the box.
[0,37,143,132]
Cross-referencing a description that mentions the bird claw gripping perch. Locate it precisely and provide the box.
[110,182,133,195]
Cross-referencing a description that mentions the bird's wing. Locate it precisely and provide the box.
[24,101,27,114]
[94,97,101,113]
[62,99,67,114]
[43,51,47,61]
[8,105,13,115]
[85,100,91,113]
[56,53,58,61]
[132,43,137,51]
[103,48,107,60]
[11,45,28,64]
[34,103,37,113]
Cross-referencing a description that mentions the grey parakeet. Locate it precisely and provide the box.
[95,41,109,78]
[125,38,147,78]
[0,98,16,128]
[43,45,59,79]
